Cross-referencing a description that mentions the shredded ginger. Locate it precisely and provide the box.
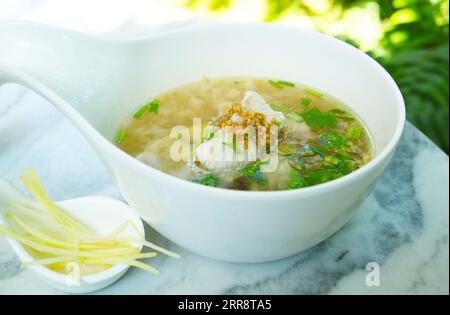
[0,168,179,285]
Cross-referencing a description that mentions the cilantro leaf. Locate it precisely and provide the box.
[240,161,268,185]
[300,97,312,110]
[300,108,337,128]
[288,168,342,189]
[287,142,358,189]
[192,173,220,187]
[305,168,343,185]
[288,171,309,189]
[319,132,348,150]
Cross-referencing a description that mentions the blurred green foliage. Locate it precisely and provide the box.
[378,0,449,152]
[181,0,449,152]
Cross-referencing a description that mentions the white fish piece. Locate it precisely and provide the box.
[241,91,285,123]
[195,129,258,172]
[284,119,316,140]
[195,91,285,172]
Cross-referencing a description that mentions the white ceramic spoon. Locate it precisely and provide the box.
[0,177,145,294]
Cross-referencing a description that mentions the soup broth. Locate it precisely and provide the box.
[116,77,373,191]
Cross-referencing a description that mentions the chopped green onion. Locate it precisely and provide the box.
[337,116,355,122]
[133,105,148,119]
[277,80,295,87]
[114,129,128,144]
[268,80,295,89]
[133,99,160,119]
[346,127,363,140]
[305,87,324,97]
[268,80,283,89]
[149,99,159,113]
[270,103,289,113]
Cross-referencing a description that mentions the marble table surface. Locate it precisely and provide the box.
[0,83,448,295]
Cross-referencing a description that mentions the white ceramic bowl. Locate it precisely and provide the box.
[0,21,405,263]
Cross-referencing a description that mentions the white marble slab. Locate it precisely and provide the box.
[0,84,448,295]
